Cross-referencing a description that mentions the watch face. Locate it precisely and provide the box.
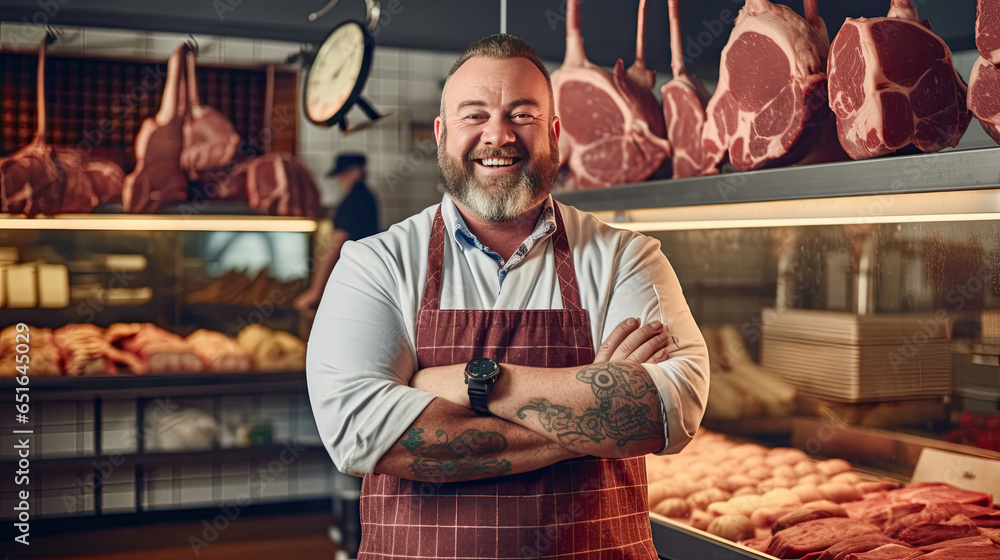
[466,358,499,381]
[304,21,371,124]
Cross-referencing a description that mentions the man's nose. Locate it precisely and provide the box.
[481,117,516,146]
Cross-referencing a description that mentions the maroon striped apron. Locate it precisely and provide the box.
[358,204,657,559]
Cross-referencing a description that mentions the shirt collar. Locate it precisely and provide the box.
[440,194,556,258]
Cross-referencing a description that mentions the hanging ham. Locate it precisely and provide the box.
[827,0,971,159]
[969,0,1000,145]
[552,0,670,188]
[701,0,832,173]
[121,45,189,213]
[660,0,710,178]
[0,39,64,216]
[180,49,240,179]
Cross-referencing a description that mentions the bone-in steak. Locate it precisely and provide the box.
[701,0,831,173]
[978,0,1000,65]
[660,0,710,178]
[552,0,670,188]
[827,0,971,159]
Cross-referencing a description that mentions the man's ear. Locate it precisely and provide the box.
[551,115,560,144]
[434,116,443,146]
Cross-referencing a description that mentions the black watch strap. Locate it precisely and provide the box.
[468,380,491,416]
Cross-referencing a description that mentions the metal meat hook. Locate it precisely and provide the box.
[308,0,381,31]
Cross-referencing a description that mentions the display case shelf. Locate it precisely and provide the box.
[556,147,1000,212]
[0,214,318,232]
[0,371,306,399]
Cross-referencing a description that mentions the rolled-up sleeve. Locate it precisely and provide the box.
[306,241,434,476]
[604,235,710,455]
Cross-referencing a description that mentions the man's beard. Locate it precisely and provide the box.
[438,127,560,223]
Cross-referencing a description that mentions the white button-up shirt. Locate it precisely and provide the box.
[306,194,709,477]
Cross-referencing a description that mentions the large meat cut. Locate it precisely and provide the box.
[701,0,832,173]
[180,50,240,179]
[827,0,971,159]
[121,45,189,213]
[218,153,322,217]
[0,40,63,216]
[105,323,203,375]
[969,0,1000,145]
[978,0,1000,65]
[660,0,710,178]
[552,0,670,188]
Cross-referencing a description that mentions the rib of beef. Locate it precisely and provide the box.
[180,50,240,179]
[0,40,63,216]
[121,45,189,213]
[660,0,710,178]
[978,0,1000,65]
[827,0,971,159]
[701,0,831,173]
[552,0,670,188]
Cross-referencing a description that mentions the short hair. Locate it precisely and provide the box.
[440,33,553,117]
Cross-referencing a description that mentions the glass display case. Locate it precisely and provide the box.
[556,146,1000,560]
[0,215,338,548]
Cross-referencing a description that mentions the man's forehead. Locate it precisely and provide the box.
[444,56,549,109]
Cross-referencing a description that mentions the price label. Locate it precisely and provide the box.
[911,447,1000,504]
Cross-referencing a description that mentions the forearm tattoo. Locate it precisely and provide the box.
[399,427,513,480]
[517,363,660,447]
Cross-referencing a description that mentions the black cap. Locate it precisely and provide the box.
[326,153,367,177]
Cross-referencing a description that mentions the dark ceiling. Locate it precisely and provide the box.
[0,0,980,79]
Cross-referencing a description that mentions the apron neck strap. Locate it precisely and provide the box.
[419,202,583,311]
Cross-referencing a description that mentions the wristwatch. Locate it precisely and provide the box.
[464,358,501,416]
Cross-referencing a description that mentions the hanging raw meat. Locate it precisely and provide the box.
[121,45,189,213]
[219,153,322,218]
[52,149,102,213]
[180,49,240,179]
[0,39,64,216]
[969,0,1000,145]
[978,0,1000,65]
[968,57,1000,144]
[84,159,126,204]
[827,0,971,159]
[552,0,670,189]
[660,0,710,178]
[701,0,832,173]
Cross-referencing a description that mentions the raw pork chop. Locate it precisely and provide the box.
[701,0,831,173]
[552,0,670,188]
[827,0,971,159]
[660,0,710,178]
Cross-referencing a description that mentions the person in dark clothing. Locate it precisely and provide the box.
[293,153,380,311]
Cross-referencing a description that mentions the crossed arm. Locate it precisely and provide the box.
[373,319,672,482]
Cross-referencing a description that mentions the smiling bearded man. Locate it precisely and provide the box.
[306,32,709,560]
[438,123,560,223]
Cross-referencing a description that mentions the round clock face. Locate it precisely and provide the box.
[304,21,371,124]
